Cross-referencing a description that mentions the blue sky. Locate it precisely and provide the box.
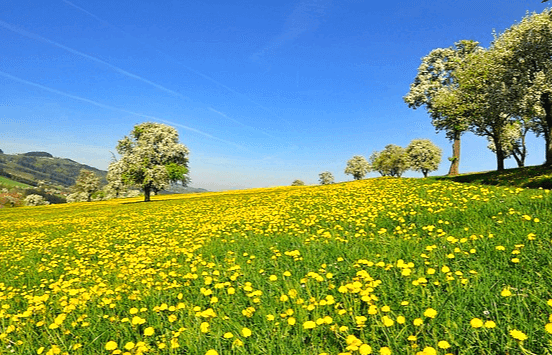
[0,0,549,191]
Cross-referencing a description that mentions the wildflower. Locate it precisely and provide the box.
[424,308,437,318]
[124,342,135,350]
[509,329,528,341]
[224,332,234,338]
[470,318,483,328]
[359,344,372,355]
[379,347,392,355]
[105,341,118,351]
[303,321,316,329]
[413,318,423,326]
[205,350,219,355]
[437,341,450,349]
[501,289,512,297]
[381,316,394,327]
[545,323,552,334]
[422,347,437,355]
[484,320,496,328]
[241,327,252,337]
[144,327,155,336]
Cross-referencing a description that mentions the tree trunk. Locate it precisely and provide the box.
[422,170,428,178]
[542,93,552,166]
[447,131,461,176]
[144,186,151,202]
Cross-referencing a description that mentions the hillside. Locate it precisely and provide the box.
[0,151,107,187]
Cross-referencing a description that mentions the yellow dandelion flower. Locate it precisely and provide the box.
[501,289,512,297]
[545,323,552,334]
[223,332,234,339]
[484,320,496,328]
[509,329,527,341]
[437,341,450,349]
[303,321,317,329]
[422,347,437,355]
[205,350,219,355]
[105,341,118,351]
[144,327,155,336]
[424,308,437,318]
[359,344,372,355]
[470,318,483,328]
[379,346,392,355]
[413,318,423,326]
[241,327,252,337]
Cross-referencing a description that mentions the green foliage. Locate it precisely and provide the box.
[371,145,410,177]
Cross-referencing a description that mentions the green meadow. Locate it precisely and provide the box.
[0,177,551,355]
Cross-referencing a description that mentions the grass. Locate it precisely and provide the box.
[0,177,551,355]
[0,176,33,189]
[432,165,552,189]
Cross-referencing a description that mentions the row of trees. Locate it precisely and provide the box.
[405,9,552,174]
[292,139,442,186]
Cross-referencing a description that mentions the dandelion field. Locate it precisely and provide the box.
[0,178,551,355]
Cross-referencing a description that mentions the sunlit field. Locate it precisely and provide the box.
[0,178,551,355]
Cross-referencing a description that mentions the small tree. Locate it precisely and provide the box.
[72,169,101,202]
[318,171,334,185]
[344,155,371,180]
[406,139,442,177]
[372,145,410,177]
[291,179,305,186]
[113,122,190,202]
[24,194,49,206]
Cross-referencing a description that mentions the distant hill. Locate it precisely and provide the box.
[0,151,209,193]
[0,152,107,187]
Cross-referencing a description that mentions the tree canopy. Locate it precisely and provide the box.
[406,139,442,177]
[111,122,190,202]
[404,40,481,175]
[344,155,371,180]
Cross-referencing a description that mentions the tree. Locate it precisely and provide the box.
[344,155,371,180]
[433,47,514,171]
[487,120,531,167]
[24,194,49,206]
[406,139,442,177]
[318,171,334,185]
[112,122,190,202]
[291,179,305,186]
[404,40,481,175]
[370,151,387,176]
[71,169,100,202]
[491,9,552,165]
[371,145,410,177]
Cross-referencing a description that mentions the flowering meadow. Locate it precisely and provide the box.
[0,177,551,355]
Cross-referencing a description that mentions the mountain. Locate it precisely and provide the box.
[0,151,107,187]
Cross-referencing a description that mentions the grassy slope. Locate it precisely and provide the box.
[0,176,33,188]
[431,165,552,189]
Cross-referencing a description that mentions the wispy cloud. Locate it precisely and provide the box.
[251,0,331,62]
[60,0,288,124]
[0,19,189,100]
[0,71,248,150]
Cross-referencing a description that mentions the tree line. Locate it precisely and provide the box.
[404,9,552,174]
[292,138,442,186]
